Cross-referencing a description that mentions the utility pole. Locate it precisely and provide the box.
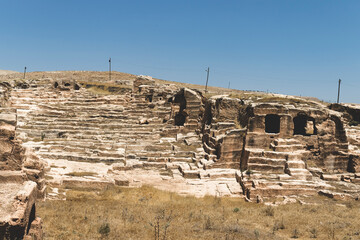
[205,67,210,92]
[23,67,27,79]
[109,57,112,81]
[228,81,230,89]
[337,79,341,104]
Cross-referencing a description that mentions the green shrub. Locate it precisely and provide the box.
[233,207,240,213]
[98,223,110,237]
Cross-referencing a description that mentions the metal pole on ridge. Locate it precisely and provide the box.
[337,79,341,104]
[205,67,210,92]
[109,58,112,81]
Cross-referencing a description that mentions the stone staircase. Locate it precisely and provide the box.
[241,138,315,200]
[9,86,208,188]
[272,138,312,180]
[247,149,286,174]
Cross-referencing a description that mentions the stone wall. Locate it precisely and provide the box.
[0,108,43,239]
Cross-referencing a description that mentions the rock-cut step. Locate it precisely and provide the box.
[247,163,285,174]
[39,152,126,163]
[247,156,286,173]
[286,168,313,181]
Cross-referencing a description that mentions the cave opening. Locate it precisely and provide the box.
[265,114,280,133]
[306,117,317,135]
[145,95,153,102]
[293,115,307,135]
[293,115,316,136]
[174,92,186,111]
[173,90,187,126]
[174,112,186,126]
[54,82,58,88]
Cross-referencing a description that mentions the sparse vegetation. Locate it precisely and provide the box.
[37,186,360,239]
[291,228,300,238]
[264,206,275,217]
[349,120,359,126]
[227,92,324,107]
[80,81,132,95]
[98,223,110,237]
[310,228,317,238]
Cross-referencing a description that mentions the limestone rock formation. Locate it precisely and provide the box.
[0,109,44,239]
[2,70,360,238]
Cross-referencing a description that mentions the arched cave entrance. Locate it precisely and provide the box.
[265,114,280,133]
[293,115,317,136]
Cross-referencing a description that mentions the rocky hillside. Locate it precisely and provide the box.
[2,70,360,239]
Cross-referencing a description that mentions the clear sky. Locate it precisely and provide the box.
[1,0,360,103]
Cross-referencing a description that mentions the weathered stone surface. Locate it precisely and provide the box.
[114,175,130,186]
[0,170,27,183]
[321,174,340,181]
[62,179,114,190]
[318,190,353,200]
[182,170,200,179]
[0,181,39,239]
[4,73,360,208]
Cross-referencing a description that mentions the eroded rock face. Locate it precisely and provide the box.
[0,181,42,239]
[198,94,360,201]
[53,79,80,91]
[5,73,360,206]
[0,107,44,239]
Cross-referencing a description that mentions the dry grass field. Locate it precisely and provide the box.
[38,186,360,240]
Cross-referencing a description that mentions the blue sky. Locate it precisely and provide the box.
[1,1,360,103]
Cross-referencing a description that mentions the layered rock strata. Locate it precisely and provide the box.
[4,73,360,203]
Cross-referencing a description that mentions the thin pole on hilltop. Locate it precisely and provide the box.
[205,67,210,92]
[337,79,341,103]
[109,58,112,81]
[23,67,27,79]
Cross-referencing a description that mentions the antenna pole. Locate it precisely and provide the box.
[109,58,111,81]
[205,67,210,92]
[337,79,341,103]
[23,67,27,79]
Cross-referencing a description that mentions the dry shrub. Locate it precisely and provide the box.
[264,206,275,217]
